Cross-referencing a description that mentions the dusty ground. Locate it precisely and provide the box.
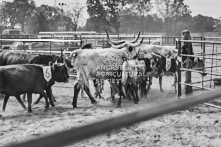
[1,74,221,147]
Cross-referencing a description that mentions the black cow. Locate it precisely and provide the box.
[0,50,73,103]
[0,63,69,112]
[149,53,205,93]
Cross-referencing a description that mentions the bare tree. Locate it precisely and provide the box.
[66,2,85,31]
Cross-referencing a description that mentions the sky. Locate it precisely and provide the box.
[32,0,221,19]
[1,0,221,24]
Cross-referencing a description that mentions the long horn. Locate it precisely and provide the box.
[127,37,144,47]
[110,42,127,49]
[129,32,140,43]
[105,30,125,45]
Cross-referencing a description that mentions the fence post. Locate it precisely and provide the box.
[177,39,182,98]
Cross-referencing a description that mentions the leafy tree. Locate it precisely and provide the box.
[155,0,191,35]
[2,0,36,31]
[125,0,152,34]
[86,0,109,33]
[191,15,215,33]
[86,0,125,33]
[36,4,60,32]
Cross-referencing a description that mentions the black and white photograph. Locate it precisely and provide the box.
[0,0,221,146]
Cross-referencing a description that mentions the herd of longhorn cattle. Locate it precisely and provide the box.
[0,31,205,113]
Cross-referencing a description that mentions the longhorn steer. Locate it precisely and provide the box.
[0,63,69,112]
[70,38,144,108]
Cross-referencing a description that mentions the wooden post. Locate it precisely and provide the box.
[177,39,182,98]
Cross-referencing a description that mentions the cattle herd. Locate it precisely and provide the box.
[0,31,204,113]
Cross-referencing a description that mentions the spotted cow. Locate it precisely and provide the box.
[70,38,144,108]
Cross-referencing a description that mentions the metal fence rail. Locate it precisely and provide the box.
[8,88,221,147]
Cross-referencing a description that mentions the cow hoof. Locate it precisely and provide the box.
[73,105,77,109]
[28,110,32,113]
[92,100,97,104]
[134,101,139,104]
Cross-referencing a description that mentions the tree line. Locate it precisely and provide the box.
[0,0,220,35]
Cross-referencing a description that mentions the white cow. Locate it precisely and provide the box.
[70,38,144,108]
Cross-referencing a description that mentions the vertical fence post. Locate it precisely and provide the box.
[0,35,2,49]
[202,37,206,91]
[177,39,182,98]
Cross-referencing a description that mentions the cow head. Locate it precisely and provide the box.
[55,49,74,70]
[50,62,70,82]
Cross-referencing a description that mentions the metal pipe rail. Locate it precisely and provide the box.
[180,68,221,76]
[180,54,221,60]
[0,38,81,42]
[8,88,221,147]
[180,82,214,91]
[180,39,221,44]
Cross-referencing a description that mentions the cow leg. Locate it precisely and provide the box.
[110,87,115,103]
[37,91,50,111]
[159,75,164,92]
[172,73,178,93]
[134,84,139,104]
[130,85,137,104]
[2,95,9,112]
[34,95,43,105]
[81,86,84,98]
[27,93,33,113]
[50,88,56,102]
[22,93,26,102]
[34,88,55,106]
[140,79,146,97]
[46,87,55,107]
[124,83,133,100]
[84,84,97,104]
[15,95,27,110]
[72,83,81,108]
[117,80,124,108]
[101,80,104,93]
[147,76,152,94]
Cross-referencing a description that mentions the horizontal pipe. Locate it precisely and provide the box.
[180,68,221,76]
[9,88,221,147]
[180,39,221,44]
[180,54,221,60]
[192,65,221,70]
[180,82,214,91]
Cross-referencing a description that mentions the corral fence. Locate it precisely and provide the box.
[0,33,217,50]
[0,37,220,147]
[177,39,221,97]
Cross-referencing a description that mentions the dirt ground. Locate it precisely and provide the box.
[1,74,221,147]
